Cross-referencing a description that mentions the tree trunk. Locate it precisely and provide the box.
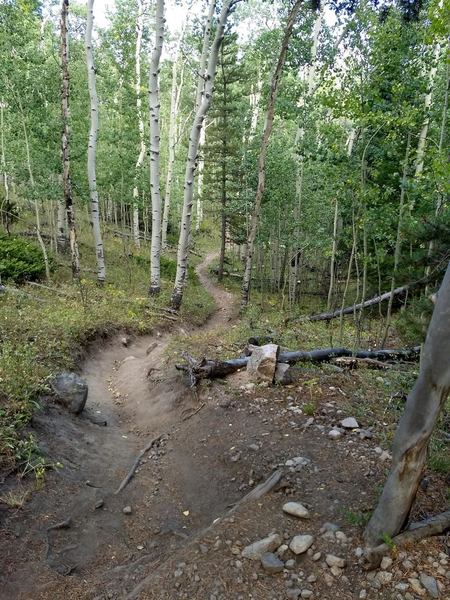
[148,0,164,295]
[0,99,10,235]
[241,0,304,309]
[132,0,146,250]
[171,0,238,310]
[195,121,206,232]
[161,38,185,252]
[86,0,106,283]
[60,0,80,277]
[326,198,339,311]
[364,260,450,547]
[382,133,411,346]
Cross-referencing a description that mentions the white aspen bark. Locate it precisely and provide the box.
[60,0,80,276]
[171,0,238,310]
[86,0,106,283]
[326,198,339,310]
[414,43,441,177]
[0,100,10,234]
[132,0,146,250]
[195,121,206,231]
[149,0,165,295]
[249,77,263,140]
[307,3,324,96]
[364,259,450,547]
[241,0,304,309]
[162,39,185,251]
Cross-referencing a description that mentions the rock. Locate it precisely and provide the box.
[379,450,392,462]
[301,591,313,598]
[326,555,346,569]
[375,571,393,585]
[328,429,342,440]
[241,533,282,560]
[335,531,348,543]
[359,591,367,599]
[283,502,310,519]
[381,556,393,570]
[321,523,340,533]
[246,344,279,382]
[312,552,321,561]
[248,443,259,451]
[341,417,359,429]
[289,535,314,555]
[275,363,294,385]
[121,336,130,347]
[277,544,289,557]
[419,574,439,598]
[285,456,311,469]
[286,589,301,599]
[307,575,317,583]
[395,583,409,592]
[408,578,425,596]
[260,552,284,574]
[94,499,104,509]
[330,566,343,577]
[285,559,296,569]
[359,429,373,439]
[51,372,88,414]
[123,506,132,515]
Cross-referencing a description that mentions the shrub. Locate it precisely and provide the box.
[0,235,48,284]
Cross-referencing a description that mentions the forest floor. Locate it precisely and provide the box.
[0,251,449,600]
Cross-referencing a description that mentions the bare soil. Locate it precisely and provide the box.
[0,253,448,600]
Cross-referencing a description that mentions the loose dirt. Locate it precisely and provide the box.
[0,253,448,600]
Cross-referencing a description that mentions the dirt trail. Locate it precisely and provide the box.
[0,252,241,599]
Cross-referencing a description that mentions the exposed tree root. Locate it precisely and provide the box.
[363,509,450,569]
[114,434,165,495]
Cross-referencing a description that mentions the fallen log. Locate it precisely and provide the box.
[175,346,420,385]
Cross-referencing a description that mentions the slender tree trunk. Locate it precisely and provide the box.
[161,42,185,251]
[133,0,146,250]
[241,0,303,309]
[414,43,441,177]
[382,133,411,346]
[86,0,106,283]
[364,259,450,547]
[195,121,206,231]
[218,44,228,281]
[148,0,165,295]
[326,198,339,310]
[0,100,10,235]
[171,0,239,310]
[60,0,80,277]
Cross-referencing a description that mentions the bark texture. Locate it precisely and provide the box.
[86,0,106,283]
[149,0,165,295]
[241,0,303,309]
[171,0,237,310]
[60,0,80,276]
[364,260,450,547]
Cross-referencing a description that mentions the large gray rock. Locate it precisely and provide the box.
[241,533,282,560]
[274,363,293,385]
[246,344,279,383]
[419,573,439,598]
[52,372,88,414]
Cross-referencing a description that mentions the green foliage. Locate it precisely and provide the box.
[0,235,49,283]
[344,509,371,527]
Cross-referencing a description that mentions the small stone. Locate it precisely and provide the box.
[326,554,346,568]
[286,589,301,600]
[359,429,373,439]
[323,573,334,587]
[395,583,409,592]
[328,429,342,440]
[312,552,321,561]
[355,547,364,558]
[301,591,313,599]
[375,571,393,585]
[123,506,132,515]
[94,499,104,509]
[249,443,259,451]
[341,417,359,429]
[289,535,314,555]
[330,566,342,577]
[408,578,425,596]
[419,573,439,598]
[379,450,391,462]
[121,336,129,347]
[306,575,317,583]
[283,502,310,519]
[320,523,340,533]
[285,457,311,469]
[359,591,367,599]
[285,559,296,569]
[242,533,282,560]
[335,531,348,543]
[403,560,414,570]
[381,556,393,570]
[277,544,289,557]
[260,552,284,574]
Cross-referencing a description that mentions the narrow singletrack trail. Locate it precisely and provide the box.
[0,251,241,599]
